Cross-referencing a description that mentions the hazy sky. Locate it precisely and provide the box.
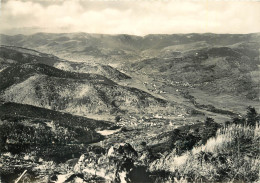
[0,0,260,35]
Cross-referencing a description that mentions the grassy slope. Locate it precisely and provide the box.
[149,112,260,182]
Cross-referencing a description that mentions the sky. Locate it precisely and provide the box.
[0,0,260,35]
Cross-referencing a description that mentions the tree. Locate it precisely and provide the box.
[246,106,259,126]
[115,116,121,122]
[205,117,215,126]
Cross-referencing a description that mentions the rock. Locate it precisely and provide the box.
[50,174,58,181]
[73,143,139,182]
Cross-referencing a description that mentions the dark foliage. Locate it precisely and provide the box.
[246,106,260,126]
[229,106,259,127]
[0,102,112,130]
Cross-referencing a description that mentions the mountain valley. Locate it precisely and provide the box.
[0,33,259,182]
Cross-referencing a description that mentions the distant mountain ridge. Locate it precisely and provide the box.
[1,33,259,64]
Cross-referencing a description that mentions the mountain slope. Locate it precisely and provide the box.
[0,102,113,164]
[129,44,260,101]
[0,46,131,81]
[0,63,171,120]
[0,62,115,92]
[0,102,111,130]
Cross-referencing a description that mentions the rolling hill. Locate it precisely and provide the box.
[130,45,259,100]
[0,46,131,81]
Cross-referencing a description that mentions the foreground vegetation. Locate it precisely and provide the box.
[0,106,259,182]
[150,107,260,182]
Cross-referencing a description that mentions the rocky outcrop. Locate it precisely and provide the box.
[73,143,143,182]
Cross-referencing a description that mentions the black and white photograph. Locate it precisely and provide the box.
[0,0,259,182]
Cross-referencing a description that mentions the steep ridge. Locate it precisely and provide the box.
[0,63,169,119]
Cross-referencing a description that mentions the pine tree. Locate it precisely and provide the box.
[246,106,259,126]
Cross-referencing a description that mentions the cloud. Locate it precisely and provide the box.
[0,0,259,35]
